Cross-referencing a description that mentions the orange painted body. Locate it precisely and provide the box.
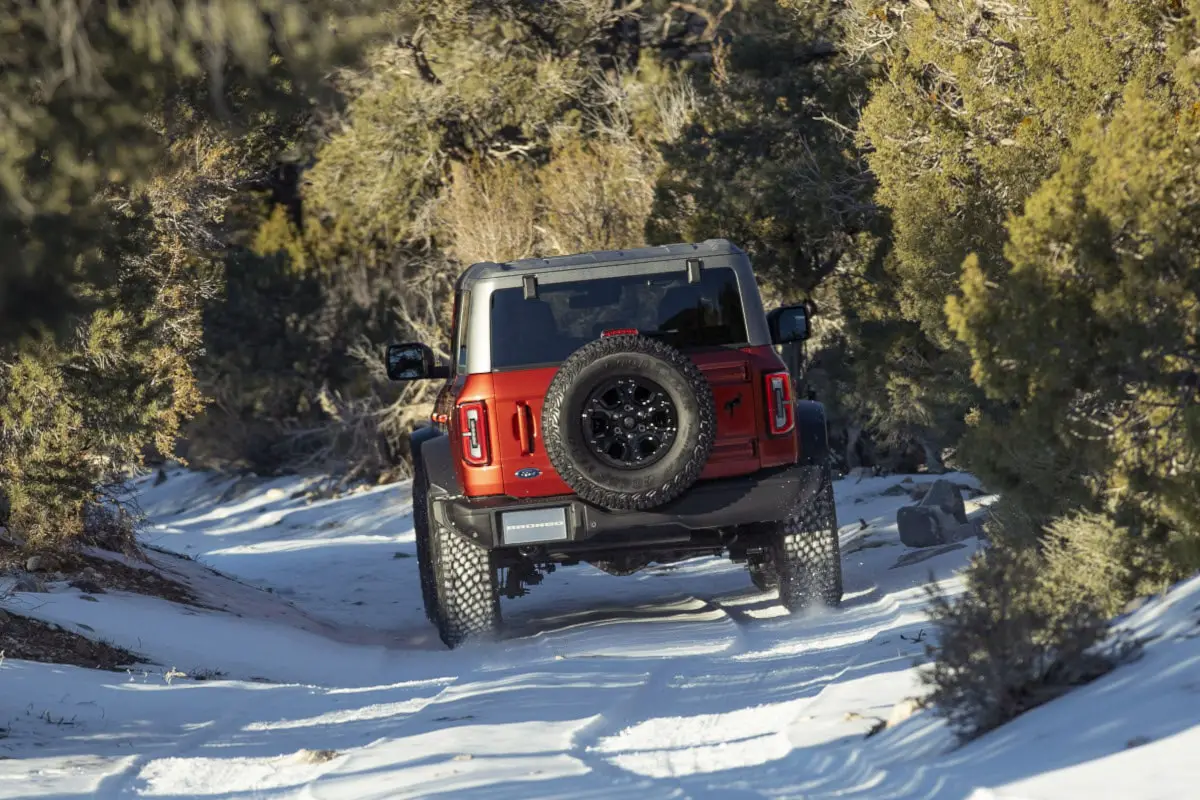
[444,345,800,499]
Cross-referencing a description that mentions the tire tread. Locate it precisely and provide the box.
[772,473,843,610]
[431,518,501,648]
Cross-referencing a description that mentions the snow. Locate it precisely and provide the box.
[1,467,1197,798]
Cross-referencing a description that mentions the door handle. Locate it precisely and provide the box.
[516,402,535,455]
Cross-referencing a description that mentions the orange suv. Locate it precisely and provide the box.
[388,240,842,647]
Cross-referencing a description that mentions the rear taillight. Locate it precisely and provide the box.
[764,372,795,436]
[458,401,491,466]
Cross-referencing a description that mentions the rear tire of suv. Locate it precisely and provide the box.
[770,471,843,611]
[543,335,716,511]
[430,517,502,648]
[411,463,439,623]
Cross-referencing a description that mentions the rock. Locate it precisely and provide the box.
[295,749,339,764]
[924,480,969,524]
[25,555,45,572]
[69,579,106,594]
[886,697,923,728]
[0,609,10,624]
[897,507,948,548]
[897,479,977,548]
[12,576,43,593]
[847,466,877,481]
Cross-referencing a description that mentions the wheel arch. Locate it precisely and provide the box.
[795,400,830,468]
[411,425,458,495]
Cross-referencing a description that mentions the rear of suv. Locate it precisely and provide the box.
[388,240,842,647]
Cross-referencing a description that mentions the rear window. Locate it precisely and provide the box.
[489,267,748,370]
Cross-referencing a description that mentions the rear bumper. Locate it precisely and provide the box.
[434,463,824,552]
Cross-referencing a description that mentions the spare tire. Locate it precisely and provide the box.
[542,335,716,511]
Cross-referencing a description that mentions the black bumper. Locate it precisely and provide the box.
[435,463,825,551]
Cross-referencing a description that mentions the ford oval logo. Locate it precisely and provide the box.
[515,468,541,479]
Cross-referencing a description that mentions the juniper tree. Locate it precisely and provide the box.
[0,0,375,545]
[842,0,1192,467]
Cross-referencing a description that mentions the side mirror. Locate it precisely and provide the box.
[767,304,812,344]
[386,343,448,381]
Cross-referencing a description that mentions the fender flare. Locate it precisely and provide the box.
[411,425,458,495]
[795,400,830,467]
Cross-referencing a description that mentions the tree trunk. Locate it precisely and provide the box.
[845,423,863,469]
[918,436,947,474]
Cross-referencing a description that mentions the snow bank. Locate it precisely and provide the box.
[0,468,1195,798]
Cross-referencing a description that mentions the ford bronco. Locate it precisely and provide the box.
[388,240,842,648]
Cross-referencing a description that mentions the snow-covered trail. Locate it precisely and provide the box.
[3,470,1199,799]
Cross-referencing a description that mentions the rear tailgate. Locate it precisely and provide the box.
[488,346,796,497]
[692,345,797,479]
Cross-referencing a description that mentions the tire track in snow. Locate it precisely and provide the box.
[567,543,935,791]
[558,594,751,795]
[86,677,462,798]
[88,688,258,798]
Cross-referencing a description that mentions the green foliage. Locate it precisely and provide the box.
[839,0,1195,463]
[911,0,1200,738]
[1041,512,1177,619]
[650,0,875,292]
[947,81,1200,558]
[854,0,1200,737]
[0,205,207,547]
[188,0,760,473]
[0,0,377,547]
[922,529,1122,742]
[184,241,431,474]
[0,0,374,342]
[916,503,1123,743]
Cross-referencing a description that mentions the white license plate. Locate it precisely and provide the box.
[500,507,569,545]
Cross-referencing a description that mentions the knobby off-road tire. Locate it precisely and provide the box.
[430,516,501,648]
[771,470,843,611]
[542,335,716,511]
[411,464,439,624]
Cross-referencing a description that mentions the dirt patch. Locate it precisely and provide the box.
[0,536,198,606]
[0,609,143,671]
[76,553,197,605]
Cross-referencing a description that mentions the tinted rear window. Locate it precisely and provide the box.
[489,267,747,370]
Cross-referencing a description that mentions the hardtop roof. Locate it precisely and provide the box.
[459,239,745,285]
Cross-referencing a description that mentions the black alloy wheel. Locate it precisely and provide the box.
[582,377,679,470]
